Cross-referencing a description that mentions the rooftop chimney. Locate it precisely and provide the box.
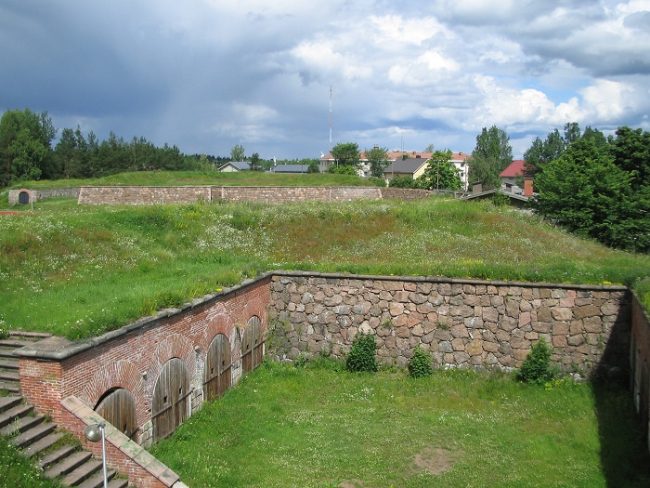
[524,178,533,197]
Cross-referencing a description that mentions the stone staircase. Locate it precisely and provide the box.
[0,332,129,488]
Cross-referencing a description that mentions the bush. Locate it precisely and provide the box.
[517,338,555,384]
[346,333,378,372]
[408,346,433,378]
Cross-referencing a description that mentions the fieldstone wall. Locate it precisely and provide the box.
[77,186,433,205]
[267,272,630,376]
[9,187,79,205]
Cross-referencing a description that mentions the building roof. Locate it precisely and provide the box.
[218,161,251,171]
[383,158,429,175]
[320,150,470,162]
[500,160,525,178]
[272,164,310,173]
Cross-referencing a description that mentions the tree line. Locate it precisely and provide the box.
[0,109,217,187]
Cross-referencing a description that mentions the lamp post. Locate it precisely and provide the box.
[84,423,108,488]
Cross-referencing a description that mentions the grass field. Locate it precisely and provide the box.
[0,436,62,488]
[1,197,649,339]
[1,170,383,193]
[150,360,650,488]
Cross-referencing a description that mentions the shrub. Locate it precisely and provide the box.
[517,338,555,384]
[346,333,378,372]
[408,346,433,378]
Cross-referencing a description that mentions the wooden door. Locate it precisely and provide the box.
[152,358,189,441]
[204,334,231,401]
[242,316,264,374]
[95,388,137,439]
[18,191,29,204]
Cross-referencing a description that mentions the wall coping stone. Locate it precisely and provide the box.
[61,395,182,487]
[15,269,627,361]
[16,273,273,361]
[271,270,629,291]
[78,185,382,189]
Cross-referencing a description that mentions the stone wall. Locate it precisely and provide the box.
[267,272,630,376]
[18,276,270,447]
[77,185,433,205]
[630,292,650,451]
[9,187,79,205]
[78,186,212,205]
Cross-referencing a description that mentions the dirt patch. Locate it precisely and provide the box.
[338,480,365,488]
[412,447,459,476]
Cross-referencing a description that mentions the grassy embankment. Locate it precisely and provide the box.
[2,170,384,192]
[0,195,649,339]
[150,360,650,487]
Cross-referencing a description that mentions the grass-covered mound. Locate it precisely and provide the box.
[2,170,384,191]
[151,361,650,487]
[1,197,648,339]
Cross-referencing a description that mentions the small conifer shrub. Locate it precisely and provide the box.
[517,338,555,384]
[346,332,378,372]
[408,346,433,378]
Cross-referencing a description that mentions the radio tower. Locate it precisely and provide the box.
[328,85,333,145]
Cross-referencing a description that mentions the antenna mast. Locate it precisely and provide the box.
[329,85,333,145]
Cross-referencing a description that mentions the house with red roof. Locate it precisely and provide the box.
[499,160,533,196]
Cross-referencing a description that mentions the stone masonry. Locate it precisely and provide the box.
[268,272,630,376]
[77,186,432,205]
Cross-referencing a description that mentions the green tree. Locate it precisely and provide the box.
[0,109,55,186]
[366,146,389,178]
[564,122,581,144]
[388,175,418,188]
[418,149,461,190]
[249,152,262,171]
[534,136,642,250]
[468,125,512,189]
[610,126,650,189]
[331,142,360,167]
[524,129,565,176]
[307,160,320,173]
[230,144,245,161]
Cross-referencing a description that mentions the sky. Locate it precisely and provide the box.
[1,0,649,159]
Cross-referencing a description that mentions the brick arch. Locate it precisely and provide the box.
[200,308,235,354]
[146,333,196,392]
[80,359,144,408]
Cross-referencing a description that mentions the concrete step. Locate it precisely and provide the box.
[0,370,20,381]
[0,413,43,436]
[40,444,78,470]
[8,331,51,341]
[0,339,32,349]
[76,469,117,488]
[107,477,129,488]
[0,403,33,428]
[22,432,64,458]
[0,395,22,413]
[0,358,19,370]
[62,458,102,486]
[12,421,56,448]
[44,450,92,479]
[0,380,20,393]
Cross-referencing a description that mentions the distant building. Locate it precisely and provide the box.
[270,164,310,174]
[499,160,534,197]
[319,150,469,188]
[218,161,251,172]
[379,151,470,190]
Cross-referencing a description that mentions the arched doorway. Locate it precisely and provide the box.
[152,358,190,441]
[204,333,232,401]
[241,316,264,374]
[94,388,137,439]
[18,191,30,204]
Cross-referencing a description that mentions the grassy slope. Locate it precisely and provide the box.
[151,362,650,487]
[3,170,383,190]
[1,197,649,339]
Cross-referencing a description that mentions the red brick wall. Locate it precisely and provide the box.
[19,278,270,445]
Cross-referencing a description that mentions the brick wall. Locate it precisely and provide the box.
[77,185,433,205]
[267,272,630,377]
[19,277,270,447]
[630,293,650,451]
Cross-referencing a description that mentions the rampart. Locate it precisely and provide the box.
[13,271,650,486]
[8,187,79,205]
[76,185,432,205]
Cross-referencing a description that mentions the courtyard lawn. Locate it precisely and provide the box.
[151,361,650,488]
[1,197,649,339]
